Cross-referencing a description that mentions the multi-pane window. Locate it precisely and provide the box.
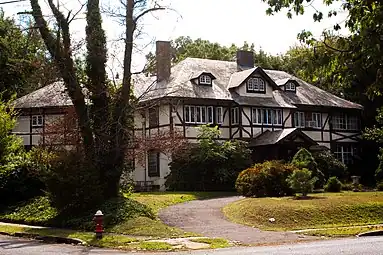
[148,107,159,128]
[294,112,322,128]
[184,105,214,124]
[148,151,160,177]
[231,107,239,124]
[252,108,282,126]
[333,113,359,130]
[247,77,265,92]
[216,107,223,124]
[199,75,212,85]
[334,144,357,165]
[32,115,43,127]
[294,111,305,128]
[285,82,296,92]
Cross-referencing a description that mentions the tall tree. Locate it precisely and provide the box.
[29,0,164,198]
[144,36,284,74]
[0,11,57,99]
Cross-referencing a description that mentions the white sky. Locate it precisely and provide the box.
[2,0,348,74]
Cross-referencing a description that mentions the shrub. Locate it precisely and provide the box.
[377,182,383,191]
[375,160,383,183]
[313,150,348,181]
[235,160,297,197]
[324,176,342,192]
[166,126,252,191]
[292,148,325,188]
[39,149,103,213]
[341,183,354,191]
[286,168,317,197]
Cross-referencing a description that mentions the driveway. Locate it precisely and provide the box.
[159,196,318,245]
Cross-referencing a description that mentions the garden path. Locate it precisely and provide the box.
[159,196,319,245]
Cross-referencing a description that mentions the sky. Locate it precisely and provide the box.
[1,0,348,73]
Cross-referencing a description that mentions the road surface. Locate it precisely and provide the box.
[1,235,383,254]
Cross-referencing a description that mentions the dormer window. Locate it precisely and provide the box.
[199,75,212,85]
[247,77,265,93]
[285,82,296,92]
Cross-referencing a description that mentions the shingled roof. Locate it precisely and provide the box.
[14,57,363,110]
[134,57,363,110]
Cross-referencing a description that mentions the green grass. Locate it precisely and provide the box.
[0,192,234,239]
[223,192,383,231]
[193,238,230,248]
[299,225,383,237]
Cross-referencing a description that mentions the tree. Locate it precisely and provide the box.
[0,11,57,99]
[28,0,165,199]
[292,148,325,188]
[287,168,317,197]
[144,36,284,74]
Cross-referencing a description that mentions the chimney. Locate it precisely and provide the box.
[156,41,171,82]
[236,50,254,70]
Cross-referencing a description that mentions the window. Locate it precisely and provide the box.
[216,107,223,124]
[294,111,305,128]
[247,77,265,93]
[334,144,357,165]
[148,151,160,177]
[231,107,239,124]
[199,75,212,85]
[184,105,214,124]
[252,108,282,126]
[285,82,296,92]
[148,107,159,128]
[333,113,359,130]
[294,112,322,128]
[32,115,43,127]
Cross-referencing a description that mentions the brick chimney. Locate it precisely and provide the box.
[156,41,171,82]
[236,50,254,70]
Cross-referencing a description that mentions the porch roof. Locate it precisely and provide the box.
[250,128,318,147]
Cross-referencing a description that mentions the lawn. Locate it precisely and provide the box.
[223,192,383,234]
[0,191,233,239]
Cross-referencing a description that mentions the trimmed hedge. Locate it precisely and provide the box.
[235,160,298,197]
[324,177,342,192]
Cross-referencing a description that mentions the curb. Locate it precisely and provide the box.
[0,231,86,245]
[357,230,383,237]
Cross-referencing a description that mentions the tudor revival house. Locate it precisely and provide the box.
[12,41,363,190]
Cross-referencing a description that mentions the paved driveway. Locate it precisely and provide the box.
[159,196,318,245]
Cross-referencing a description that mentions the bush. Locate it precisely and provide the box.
[324,176,342,192]
[286,168,317,197]
[292,148,325,188]
[39,149,104,213]
[166,126,252,191]
[341,183,354,191]
[313,150,348,181]
[375,159,383,183]
[235,160,297,197]
[377,182,383,191]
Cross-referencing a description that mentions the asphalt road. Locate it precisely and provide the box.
[1,235,383,255]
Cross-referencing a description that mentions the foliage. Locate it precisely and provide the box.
[144,36,285,74]
[341,183,354,191]
[0,11,57,99]
[166,126,252,191]
[324,177,342,192]
[286,168,317,197]
[223,192,383,231]
[291,148,325,188]
[375,149,383,183]
[376,182,383,191]
[0,100,44,207]
[313,150,348,181]
[235,160,297,197]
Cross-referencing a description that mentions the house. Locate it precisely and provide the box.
[12,41,363,191]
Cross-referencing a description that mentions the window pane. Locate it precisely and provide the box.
[216,107,223,124]
[277,110,282,125]
[207,106,213,123]
[185,106,190,123]
[190,106,195,122]
[257,109,262,124]
[196,107,201,123]
[148,151,159,177]
[201,107,206,123]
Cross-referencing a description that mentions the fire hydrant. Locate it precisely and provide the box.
[93,210,104,239]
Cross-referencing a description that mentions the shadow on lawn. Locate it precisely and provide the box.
[136,191,238,200]
[290,196,327,200]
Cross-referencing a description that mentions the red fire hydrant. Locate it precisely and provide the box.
[93,210,104,239]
